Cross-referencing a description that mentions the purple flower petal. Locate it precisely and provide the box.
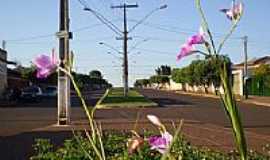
[33,52,58,79]
[220,1,243,20]
[34,55,52,69]
[176,27,206,61]
[177,43,194,61]
[162,131,173,144]
[148,132,173,154]
[187,27,205,45]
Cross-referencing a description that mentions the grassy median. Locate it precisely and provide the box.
[95,88,157,108]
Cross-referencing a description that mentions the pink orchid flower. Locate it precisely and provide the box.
[148,131,173,154]
[177,27,205,61]
[33,49,58,78]
[187,27,205,45]
[176,43,194,61]
[220,1,243,21]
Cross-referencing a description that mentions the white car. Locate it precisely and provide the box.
[21,86,43,101]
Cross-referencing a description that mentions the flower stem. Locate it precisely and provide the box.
[217,21,240,54]
[219,62,247,160]
[195,0,217,55]
[58,67,97,144]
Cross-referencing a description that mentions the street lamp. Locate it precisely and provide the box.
[99,42,122,54]
[128,4,167,33]
[159,4,168,10]
[83,7,122,36]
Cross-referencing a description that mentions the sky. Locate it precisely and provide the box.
[0,0,269,87]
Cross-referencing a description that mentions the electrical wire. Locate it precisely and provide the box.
[128,18,243,40]
[133,47,175,56]
[6,34,55,42]
[77,0,123,36]
[5,21,120,44]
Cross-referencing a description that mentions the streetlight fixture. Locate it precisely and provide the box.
[83,7,122,36]
[128,4,167,33]
[159,4,168,10]
[99,42,122,54]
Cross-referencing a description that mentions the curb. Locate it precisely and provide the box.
[173,90,270,107]
[241,100,270,107]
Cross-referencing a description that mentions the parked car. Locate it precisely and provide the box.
[42,86,57,97]
[20,86,43,102]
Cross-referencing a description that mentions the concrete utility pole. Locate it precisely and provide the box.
[243,36,248,99]
[2,40,6,50]
[111,3,138,97]
[57,0,71,125]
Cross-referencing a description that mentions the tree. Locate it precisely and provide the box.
[171,57,226,94]
[149,75,169,88]
[18,65,36,82]
[73,71,112,90]
[89,70,103,79]
[253,64,270,88]
[253,64,270,78]
[18,65,57,85]
[134,79,150,88]
[155,65,171,76]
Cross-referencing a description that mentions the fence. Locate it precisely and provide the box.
[247,77,270,96]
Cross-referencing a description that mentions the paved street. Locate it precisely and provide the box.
[0,89,270,159]
[139,89,270,136]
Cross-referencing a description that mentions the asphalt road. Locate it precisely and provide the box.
[139,89,270,136]
[0,89,270,159]
[0,90,105,160]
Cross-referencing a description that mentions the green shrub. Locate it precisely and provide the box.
[30,132,270,160]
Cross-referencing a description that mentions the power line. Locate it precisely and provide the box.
[6,36,115,45]
[6,34,55,42]
[77,0,123,36]
[5,21,120,43]
[134,35,181,43]
[134,47,175,56]
[128,19,243,40]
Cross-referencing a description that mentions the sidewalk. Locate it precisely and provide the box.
[243,96,270,107]
[174,90,270,107]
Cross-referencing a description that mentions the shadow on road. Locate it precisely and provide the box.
[0,131,73,160]
[0,90,106,108]
[150,97,193,107]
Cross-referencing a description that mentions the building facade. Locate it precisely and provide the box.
[232,56,270,96]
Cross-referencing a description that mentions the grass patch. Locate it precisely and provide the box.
[96,88,157,108]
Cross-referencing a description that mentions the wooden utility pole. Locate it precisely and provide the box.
[57,0,71,125]
[111,3,138,97]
